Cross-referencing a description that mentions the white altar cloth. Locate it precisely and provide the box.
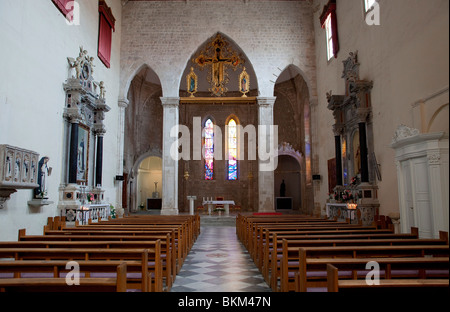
[202,200,235,216]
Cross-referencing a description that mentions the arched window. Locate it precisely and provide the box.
[204,118,214,180]
[227,118,238,180]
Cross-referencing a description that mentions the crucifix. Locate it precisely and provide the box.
[193,34,243,96]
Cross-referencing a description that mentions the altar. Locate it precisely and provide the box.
[62,204,111,225]
[326,202,377,225]
[202,199,235,216]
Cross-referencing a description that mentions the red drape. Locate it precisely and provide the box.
[320,1,339,58]
[98,13,112,68]
[98,1,116,68]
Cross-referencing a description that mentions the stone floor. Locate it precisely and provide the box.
[170,217,272,292]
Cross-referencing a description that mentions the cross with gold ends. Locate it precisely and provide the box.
[193,34,243,96]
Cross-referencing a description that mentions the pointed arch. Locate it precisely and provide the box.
[179,32,259,96]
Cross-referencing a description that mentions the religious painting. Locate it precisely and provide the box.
[186,67,198,97]
[239,67,250,97]
[352,130,360,176]
[77,124,90,183]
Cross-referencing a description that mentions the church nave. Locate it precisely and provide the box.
[170,223,271,293]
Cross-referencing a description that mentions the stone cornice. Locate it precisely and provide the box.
[256,97,277,107]
[160,97,180,108]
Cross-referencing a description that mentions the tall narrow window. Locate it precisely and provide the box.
[320,0,339,60]
[204,119,214,180]
[227,119,238,180]
[324,14,334,61]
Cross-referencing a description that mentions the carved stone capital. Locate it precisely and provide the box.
[257,97,277,107]
[63,111,83,124]
[118,98,129,109]
[427,151,441,165]
[333,124,344,136]
[94,127,107,137]
[356,107,371,123]
[160,97,180,108]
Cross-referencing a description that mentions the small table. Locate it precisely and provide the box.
[202,200,235,216]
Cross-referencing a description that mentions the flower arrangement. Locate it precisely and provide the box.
[87,192,94,203]
[329,189,359,203]
[110,204,116,219]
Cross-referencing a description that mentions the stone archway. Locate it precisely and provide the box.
[275,143,304,211]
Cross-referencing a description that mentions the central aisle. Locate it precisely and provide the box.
[170,223,272,292]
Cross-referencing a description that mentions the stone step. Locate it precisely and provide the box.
[200,215,236,226]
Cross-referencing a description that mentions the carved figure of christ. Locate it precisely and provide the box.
[194,35,241,95]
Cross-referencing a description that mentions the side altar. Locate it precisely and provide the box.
[57,47,111,224]
[326,51,380,225]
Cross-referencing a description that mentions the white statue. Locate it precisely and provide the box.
[35,156,51,198]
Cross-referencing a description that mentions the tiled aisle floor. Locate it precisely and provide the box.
[170,225,272,292]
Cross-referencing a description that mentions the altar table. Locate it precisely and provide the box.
[202,200,235,216]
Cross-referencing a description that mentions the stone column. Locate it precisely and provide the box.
[116,98,129,216]
[333,126,343,186]
[257,97,277,212]
[68,120,80,184]
[160,97,180,215]
[359,121,369,183]
[95,133,104,186]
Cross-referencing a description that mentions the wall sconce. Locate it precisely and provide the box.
[184,170,189,180]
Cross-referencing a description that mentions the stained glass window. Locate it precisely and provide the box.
[227,119,238,180]
[204,119,214,180]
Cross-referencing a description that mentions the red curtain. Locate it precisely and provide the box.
[320,1,339,58]
[98,1,115,68]
[98,13,112,68]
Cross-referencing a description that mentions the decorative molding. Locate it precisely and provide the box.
[391,124,420,144]
[0,145,40,208]
[427,151,441,165]
[278,142,303,166]
[256,97,277,107]
[342,51,360,82]
[160,97,180,108]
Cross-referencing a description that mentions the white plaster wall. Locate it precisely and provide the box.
[313,0,449,219]
[0,0,122,241]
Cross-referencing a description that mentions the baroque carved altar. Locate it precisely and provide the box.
[58,47,111,223]
[326,51,380,225]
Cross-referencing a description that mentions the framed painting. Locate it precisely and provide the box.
[76,124,90,183]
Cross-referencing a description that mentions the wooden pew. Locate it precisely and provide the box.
[326,261,449,292]
[43,227,184,273]
[0,262,128,292]
[263,227,446,288]
[291,245,450,292]
[0,246,163,292]
[261,228,408,282]
[254,225,392,269]
[4,233,174,291]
